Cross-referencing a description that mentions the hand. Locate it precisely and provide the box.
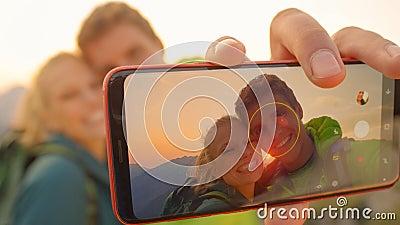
[205,8,400,88]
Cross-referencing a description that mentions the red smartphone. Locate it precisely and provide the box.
[103,61,399,224]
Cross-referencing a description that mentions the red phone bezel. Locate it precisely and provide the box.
[103,60,399,224]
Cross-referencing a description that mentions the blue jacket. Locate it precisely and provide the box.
[12,134,121,225]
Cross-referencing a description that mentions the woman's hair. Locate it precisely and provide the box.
[77,1,163,51]
[17,52,78,148]
[194,115,239,193]
[196,116,232,166]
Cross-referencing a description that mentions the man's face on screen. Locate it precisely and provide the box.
[248,94,302,159]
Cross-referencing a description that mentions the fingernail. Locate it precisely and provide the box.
[310,50,342,79]
[385,44,400,57]
[214,38,240,54]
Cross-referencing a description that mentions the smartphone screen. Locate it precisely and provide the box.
[105,61,399,223]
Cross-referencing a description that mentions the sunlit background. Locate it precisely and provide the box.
[1,0,399,92]
[2,1,399,222]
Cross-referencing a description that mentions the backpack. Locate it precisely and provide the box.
[0,131,98,225]
[0,131,31,225]
[161,183,236,216]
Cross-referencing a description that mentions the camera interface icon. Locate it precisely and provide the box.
[356,90,369,105]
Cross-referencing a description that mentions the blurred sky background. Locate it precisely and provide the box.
[1,0,400,92]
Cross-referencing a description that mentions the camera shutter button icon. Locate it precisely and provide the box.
[354,120,369,139]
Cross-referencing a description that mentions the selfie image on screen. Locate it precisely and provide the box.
[122,64,397,220]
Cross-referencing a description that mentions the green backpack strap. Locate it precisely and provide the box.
[34,142,99,225]
[0,131,28,225]
[190,190,236,212]
[85,176,99,225]
[162,183,237,215]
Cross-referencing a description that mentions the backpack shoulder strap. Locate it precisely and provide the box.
[161,185,193,215]
[0,131,28,225]
[190,190,236,212]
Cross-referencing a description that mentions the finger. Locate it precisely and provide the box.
[205,36,247,66]
[270,8,346,88]
[333,27,400,79]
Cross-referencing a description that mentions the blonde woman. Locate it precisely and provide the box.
[194,116,264,210]
[162,115,264,223]
[12,52,121,225]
